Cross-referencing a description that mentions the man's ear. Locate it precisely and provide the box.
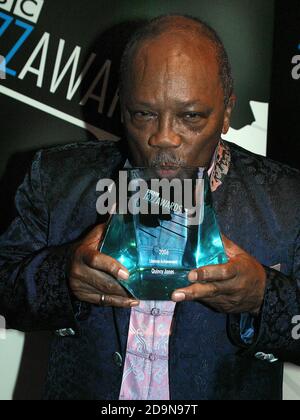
[222,94,236,134]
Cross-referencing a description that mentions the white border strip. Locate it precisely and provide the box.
[0,85,120,141]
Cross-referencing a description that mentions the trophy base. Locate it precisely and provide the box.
[118,267,192,300]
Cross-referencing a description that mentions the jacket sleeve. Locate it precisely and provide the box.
[0,151,78,332]
[229,229,300,365]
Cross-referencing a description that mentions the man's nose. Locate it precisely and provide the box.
[148,117,182,149]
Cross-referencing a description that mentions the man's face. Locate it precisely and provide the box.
[121,31,235,170]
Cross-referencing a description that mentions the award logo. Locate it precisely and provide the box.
[0,0,119,140]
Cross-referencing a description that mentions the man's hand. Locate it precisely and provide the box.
[69,224,139,308]
[172,235,267,315]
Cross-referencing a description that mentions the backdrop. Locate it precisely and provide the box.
[268,0,300,168]
[0,0,299,400]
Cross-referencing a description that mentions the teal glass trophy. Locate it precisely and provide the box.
[99,167,227,300]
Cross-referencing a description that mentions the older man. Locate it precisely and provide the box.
[0,15,299,400]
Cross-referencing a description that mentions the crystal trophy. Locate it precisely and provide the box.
[99,167,227,300]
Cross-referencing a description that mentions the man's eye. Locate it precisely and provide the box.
[183,112,202,121]
[132,111,156,121]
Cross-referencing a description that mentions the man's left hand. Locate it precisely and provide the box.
[171,236,267,315]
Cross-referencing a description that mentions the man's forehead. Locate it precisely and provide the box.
[131,32,218,78]
[135,30,215,59]
[127,33,220,96]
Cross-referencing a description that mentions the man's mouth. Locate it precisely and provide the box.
[155,164,181,178]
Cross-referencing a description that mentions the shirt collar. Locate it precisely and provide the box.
[210,139,231,192]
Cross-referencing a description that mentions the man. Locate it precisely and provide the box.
[0,15,299,400]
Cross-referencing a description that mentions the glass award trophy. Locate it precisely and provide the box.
[99,167,227,300]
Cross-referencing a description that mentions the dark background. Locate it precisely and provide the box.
[268,0,300,168]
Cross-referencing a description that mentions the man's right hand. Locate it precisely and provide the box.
[69,224,139,308]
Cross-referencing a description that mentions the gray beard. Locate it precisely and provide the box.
[149,152,187,167]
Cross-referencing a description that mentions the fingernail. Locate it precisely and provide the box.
[172,292,186,302]
[118,269,129,280]
[188,271,198,282]
[130,301,139,307]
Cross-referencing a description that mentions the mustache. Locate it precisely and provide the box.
[149,152,187,167]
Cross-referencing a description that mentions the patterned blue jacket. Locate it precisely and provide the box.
[0,140,299,400]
